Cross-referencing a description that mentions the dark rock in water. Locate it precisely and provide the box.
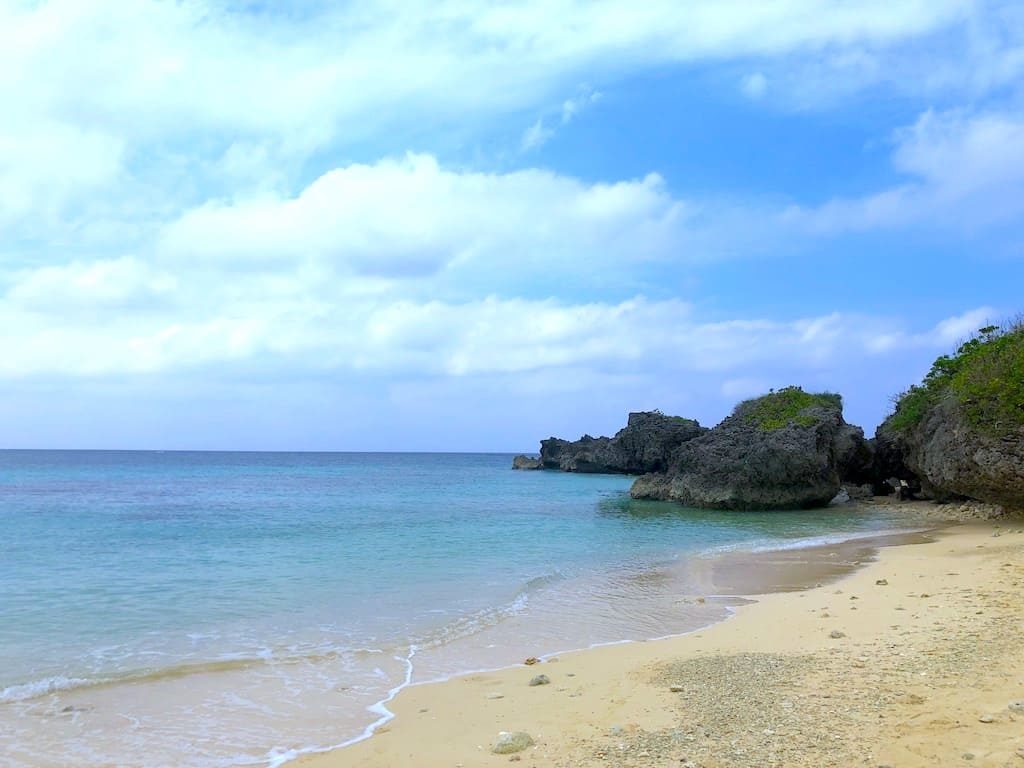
[511,455,543,470]
[891,397,1024,509]
[629,473,673,501]
[538,411,705,475]
[632,387,859,511]
[539,434,618,473]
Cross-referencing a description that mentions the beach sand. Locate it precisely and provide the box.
[296,513,1024,768]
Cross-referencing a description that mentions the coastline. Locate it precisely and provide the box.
[296,510,1024,768]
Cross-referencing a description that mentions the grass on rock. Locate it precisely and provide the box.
[737,386,843,431]
[889,319,1024,438]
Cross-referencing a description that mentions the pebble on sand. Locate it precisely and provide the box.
[528,674,550,686]
[829,630,846,639]
[492,731,534,754]
[524,657,540,665]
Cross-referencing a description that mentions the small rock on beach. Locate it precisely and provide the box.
[528,674,550,686]
[492,731,534,754]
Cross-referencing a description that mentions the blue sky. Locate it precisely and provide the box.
[1,0,1022,450]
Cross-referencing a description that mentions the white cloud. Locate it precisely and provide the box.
[0,122,124,226]
[158,153,689,284]
[783,108,1024,234]
[863,306,997,353]
[6,257,177,312]
[0,255,976,384]
[520,118,555,151]
[740,72,768,99]
[561,86,602,123]
[521,86,602,151]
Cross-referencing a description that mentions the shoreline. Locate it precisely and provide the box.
[295,510,1024,768]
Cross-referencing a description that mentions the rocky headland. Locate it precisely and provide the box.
[515,321,1023,514]
[629,388,871,510]
[514,411,705,475]
[877,321,1023,510]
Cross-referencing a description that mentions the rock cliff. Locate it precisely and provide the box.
[880,323,1024,510]
[631,387,866,510]
[513,411,705,474]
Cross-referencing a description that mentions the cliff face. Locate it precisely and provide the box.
[630,388,859,510]
[883,398,1024,508]
[514,411,706,474]
[880,323,1024,510]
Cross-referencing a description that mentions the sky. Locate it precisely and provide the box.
[1,0,1022,451]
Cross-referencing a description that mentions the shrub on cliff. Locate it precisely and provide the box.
[736,386,843,431]
[889,320,1024,439]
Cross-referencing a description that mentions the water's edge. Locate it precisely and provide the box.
[277,519,946,767]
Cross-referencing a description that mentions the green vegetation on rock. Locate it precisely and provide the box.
[737,386,843,431]
[889,320,1024,438]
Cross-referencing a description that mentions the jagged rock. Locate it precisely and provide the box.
[829,488,851,505]
[539,411,705,474]
[844,483,875,501]
[539,434,618,473]
[834,423,875,484]
[631,388,853,511]
[629,473,672,500]
[872,421,921,496]
[892,397,1024,509]
[511,455,543,470]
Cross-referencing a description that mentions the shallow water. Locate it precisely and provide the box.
[0,451,920,767]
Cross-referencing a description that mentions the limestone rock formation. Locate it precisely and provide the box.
[631,388,857,510]
[889,397,1024,508]
[511,455,543,470]
[878,322,1024,510]
[534,411,705,474]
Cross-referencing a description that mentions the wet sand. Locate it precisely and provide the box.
[296,517,1024,768]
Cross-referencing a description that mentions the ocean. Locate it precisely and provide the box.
[0,450,916,767]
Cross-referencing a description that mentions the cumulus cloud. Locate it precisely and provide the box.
[158,154,689,284]
[0,0,986,226]
[783,108,1024,234]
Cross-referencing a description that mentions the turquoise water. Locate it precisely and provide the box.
[0,451,916,767]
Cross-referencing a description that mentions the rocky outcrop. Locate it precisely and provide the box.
[874,323,1023,509]
[871,419,922,497]
[539,434,620,473]
[888,396,1024,509]
[534,411,706,474]
[511,455,543,470]
[834,423,875,485]
[631,388,860,510]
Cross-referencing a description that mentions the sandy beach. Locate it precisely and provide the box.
[298,511,1024,768]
